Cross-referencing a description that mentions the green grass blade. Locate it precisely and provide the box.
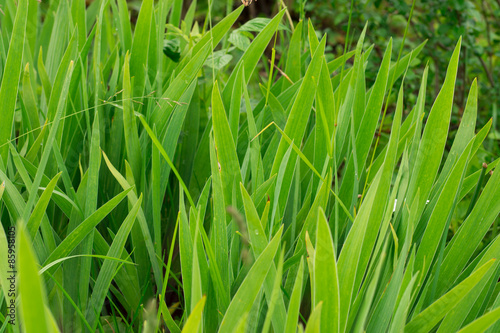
[18,224,51,333]
[407,38,461,214]
[130,0,152,98]
[212,82,243,207]
[86,194,143,326]
[405,259,496,333]
[182,296,206,333]
[218,226,283,333]
[458,306,500,333]
[0,0,28,164]
[285,257,305,333]
[27,172,62,239]
[42,187,133,271]
[314,208,340,333]
[270,36,326,177]
[122,52,142,187]
[304,302,322,333]
[222,9,286,109]
[22,61,74,222]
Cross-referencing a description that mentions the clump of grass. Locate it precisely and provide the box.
[0,0,500,332]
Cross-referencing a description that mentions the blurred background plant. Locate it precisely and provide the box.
[189,0,500,152]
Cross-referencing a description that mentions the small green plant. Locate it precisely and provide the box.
[0,0,499,332]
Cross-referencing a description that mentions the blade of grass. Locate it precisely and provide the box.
[0,0,28,164]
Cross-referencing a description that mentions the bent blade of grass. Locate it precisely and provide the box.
[218,226,283,333]
[0,0,28,164]
[39,254,135,275]
[405,259,496,333]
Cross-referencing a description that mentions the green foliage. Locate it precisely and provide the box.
[0,0,499,332]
